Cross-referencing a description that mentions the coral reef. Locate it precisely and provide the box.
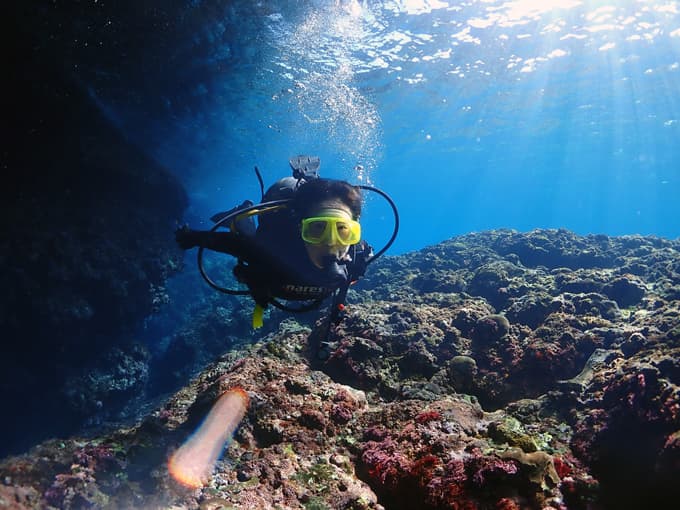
[2,229,679,509]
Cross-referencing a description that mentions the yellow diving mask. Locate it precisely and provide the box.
[301,216,361,246]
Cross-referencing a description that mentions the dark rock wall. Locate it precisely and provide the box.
[0,0,323,456]
[1,10,188,456]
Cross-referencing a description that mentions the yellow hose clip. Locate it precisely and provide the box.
[252,303,264,329]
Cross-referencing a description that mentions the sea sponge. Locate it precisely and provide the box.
[501,448,560,490]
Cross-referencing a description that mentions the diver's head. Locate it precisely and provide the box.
[293,179,363,269]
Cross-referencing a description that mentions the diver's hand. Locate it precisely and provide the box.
[175,225,199,250]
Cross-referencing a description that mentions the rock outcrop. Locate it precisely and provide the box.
[2,229,679,509]
[2,24,187,455]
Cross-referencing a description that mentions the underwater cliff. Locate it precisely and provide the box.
[1,22,187,455]
[1,229,679,510]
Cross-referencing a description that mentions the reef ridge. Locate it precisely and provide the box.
[1,229,679,509]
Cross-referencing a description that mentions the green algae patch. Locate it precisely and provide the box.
[488,416,539,452]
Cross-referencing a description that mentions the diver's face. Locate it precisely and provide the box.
[303,202,354,269]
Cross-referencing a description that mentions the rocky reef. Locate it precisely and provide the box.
[1,229,679,509]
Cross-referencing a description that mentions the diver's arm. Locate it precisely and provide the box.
[175,227,254,259]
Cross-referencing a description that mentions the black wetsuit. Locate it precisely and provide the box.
[178,217,361,305]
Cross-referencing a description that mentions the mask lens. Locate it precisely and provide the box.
[301,219,330,244]
[302,217,361,245]
[334,220,355,244]
[306,220,328,240]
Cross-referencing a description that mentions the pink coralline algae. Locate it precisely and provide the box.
[363,425,390,442]
[570,351,680,507]
[361,438,411,490]
[329,388,359,424]
[359,420,533,509]
[72,444,119,471]
[468,456,518,487]
[360,442,532,510]
[351,393,580,510]
[330,403,353,424]
[494,497,521,510]
[415,410,443,424]
[602,366,677,424]
[552,456,573,479]
[44,472,89,509]
[658,431,680,473]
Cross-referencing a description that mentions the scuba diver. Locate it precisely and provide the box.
[175,155,398,356]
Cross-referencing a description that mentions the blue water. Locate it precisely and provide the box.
[100,0,680,254]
